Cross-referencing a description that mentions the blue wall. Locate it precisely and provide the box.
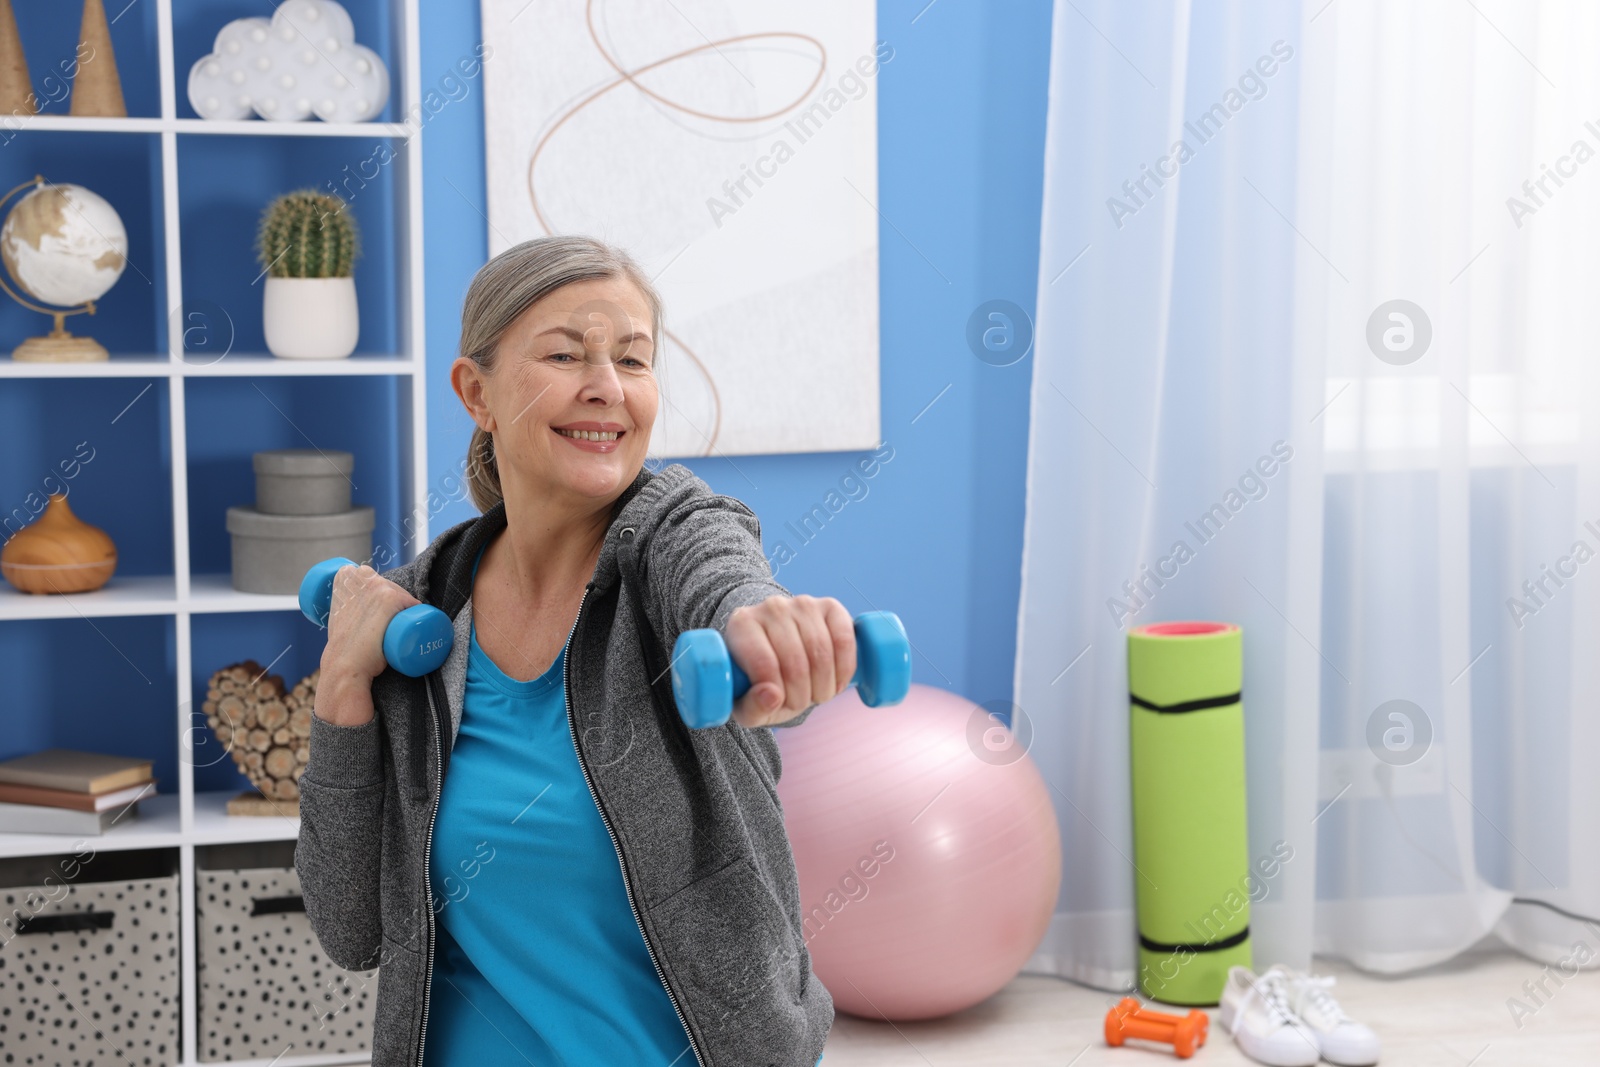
[0,1,1053,795]
[417,1,1055,712]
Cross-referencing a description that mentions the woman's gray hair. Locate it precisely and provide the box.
[460,235,663,514]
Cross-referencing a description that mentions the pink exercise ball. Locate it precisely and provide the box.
[775,682,1062,1021]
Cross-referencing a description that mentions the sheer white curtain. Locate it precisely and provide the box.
[1293,0,1600,972]
[1018,0,1600,993]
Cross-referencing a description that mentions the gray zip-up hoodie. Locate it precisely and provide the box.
[294,462,833,1066]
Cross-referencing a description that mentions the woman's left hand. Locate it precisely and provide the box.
[724,594,856,727]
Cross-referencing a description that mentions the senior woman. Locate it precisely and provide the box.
[294,235,843,1066]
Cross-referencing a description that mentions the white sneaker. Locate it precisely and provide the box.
[1282,969,1380,1066]
[1218,965,1321,1067]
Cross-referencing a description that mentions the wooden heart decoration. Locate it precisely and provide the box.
[203,660,319,804]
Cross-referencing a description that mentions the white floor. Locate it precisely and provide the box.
[821,946,1600,1065]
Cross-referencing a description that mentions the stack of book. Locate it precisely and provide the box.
[0,749,157,836]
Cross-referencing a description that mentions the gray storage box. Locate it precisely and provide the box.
[197,841,376,1063]
[254,449,355,515]
[227,506,374,594]
[0,848,180,1064]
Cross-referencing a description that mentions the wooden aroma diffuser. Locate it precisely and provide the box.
[0,493,117,593]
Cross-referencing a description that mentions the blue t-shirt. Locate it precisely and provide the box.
[421,541,693,1065]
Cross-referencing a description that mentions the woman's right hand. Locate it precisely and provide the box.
[315,563,422,725]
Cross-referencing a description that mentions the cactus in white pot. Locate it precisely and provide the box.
[257,190,361,359]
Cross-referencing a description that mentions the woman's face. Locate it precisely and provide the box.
[458,275,658,507]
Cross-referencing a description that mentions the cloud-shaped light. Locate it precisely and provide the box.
[187,0,390,123]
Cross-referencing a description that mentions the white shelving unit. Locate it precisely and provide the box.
[0,1,425,1064]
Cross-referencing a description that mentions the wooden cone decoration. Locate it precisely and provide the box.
[0,0,34,116]
[69,0,125,118]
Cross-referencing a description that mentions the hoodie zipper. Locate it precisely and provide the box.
[564,581,707,1067]
[415,673,446,1067]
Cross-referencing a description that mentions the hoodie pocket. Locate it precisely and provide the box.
[647,857,809,1051]
[368,933,421,1067]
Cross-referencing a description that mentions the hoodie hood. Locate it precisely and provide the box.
[385,462,701,611]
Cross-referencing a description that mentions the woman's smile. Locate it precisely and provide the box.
[552,424,626,453]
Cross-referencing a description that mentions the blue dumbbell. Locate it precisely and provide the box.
[299,557,454,678]
[670,610,912,729]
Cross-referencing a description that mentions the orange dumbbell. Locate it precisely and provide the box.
[1104,997,1209,1059]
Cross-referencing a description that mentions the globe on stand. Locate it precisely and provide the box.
[0,175,128,362]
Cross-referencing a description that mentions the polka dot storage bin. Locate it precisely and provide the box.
[0,848,180,1066]
[195,841,376,1062]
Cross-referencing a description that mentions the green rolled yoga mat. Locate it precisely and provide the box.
[1128,621,1250,1006]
